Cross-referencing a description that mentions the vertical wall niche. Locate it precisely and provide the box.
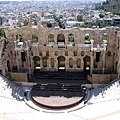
[69,58,73,68]
[74,51,77,56]
[55,51,58,56]
[7,60,11,71]
[31,51,33,56]
[65,51,68,56]
[33,56,40,68]
[77,58,81,68]
[51,58,54,67]
[81,51,84,56]
[46,51,49,57]
[39,51,42,56]
[42,57,47,67]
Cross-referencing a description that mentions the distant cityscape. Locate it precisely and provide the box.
[0,0,120,29]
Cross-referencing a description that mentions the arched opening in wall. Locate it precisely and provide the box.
[16,34,23,42]
[46,51,49,57]
[102,33,108,41]
[32,15,38,26]
[32,34,38,43]
[96,51,100,62]
[42,57,47,67]
[69,58,73,68]
[0,69,2,74]
[107,50,111,56]
[21,51,26,62]
[84,34,91,44]
[33,56,40,69]
[77,58,81,68]
[83,56,90,74]
[68,34,74,42]
[57,56,66,71]
[94,59,98,68]
[57,34,65,43]
[48,34,54,42]
[81,51,84,56]
[7,60,11,72]
[51,58,54,67]
[74,51,77,56]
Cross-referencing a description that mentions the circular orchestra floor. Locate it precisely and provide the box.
[31,84,86,109]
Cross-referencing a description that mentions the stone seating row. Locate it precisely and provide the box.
[0,96,34,114]
[0,75,24,101]
[90,78,120,103]
[0,75,35,115]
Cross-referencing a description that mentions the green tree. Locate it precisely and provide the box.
[48,34,54,42]
[99,13,105,18]
[102,33,108,40]
[18,35,22,42]
[68,34,74,42]
[85,34,91,41]
[0,28,6,38]
[77,14,83,22]
[32,34,38,42]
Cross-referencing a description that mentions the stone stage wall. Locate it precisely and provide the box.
[88,74,118,84]
[11,72,28,82]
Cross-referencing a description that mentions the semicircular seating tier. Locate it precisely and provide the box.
[90,78,120,104]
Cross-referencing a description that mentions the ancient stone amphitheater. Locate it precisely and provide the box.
[0,13,120,119]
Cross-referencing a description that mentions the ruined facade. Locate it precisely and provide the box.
[1,13,120,84]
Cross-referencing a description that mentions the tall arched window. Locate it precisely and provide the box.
[16,34,22,42]
[84,34,91,44]
[57,34,65,43]
[102,33,108,40]
[48,34,54,42]
[33,56,40,68]
[85,34,91,41]
[32,34,38,43]
[68,34,74,42]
